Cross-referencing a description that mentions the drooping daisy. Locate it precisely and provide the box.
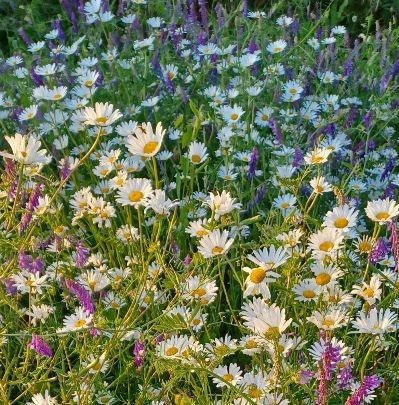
[83,102,122,127]
[185,218,210,238]
[126,122,166,157]
[198,229,234,258]
[115,178,153,208]
[203,190,242,219]
[352,307,397,334]
[247,245,289,270]
[351,275,382,305]
[365,198,399,223]
[1,133,50,166]
[27,390,58,405]
[310,176,333,194]
[304,147,332,165]
[241,298,292,338]
[212,363,243,388]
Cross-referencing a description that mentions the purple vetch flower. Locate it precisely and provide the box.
[198,0,208,31]
[215,3,225,30]
[246,185,267,212]
[247,147,258,181]
[20,183,44,234]
[18,252,33,271]
[344,107,358,129]
[344,375,381,405]
[298,369,314,384]
[133,339,145,368]
[343,55,353,77]
[267,118,283,145]
[18,27,32,45]
[2,278,18,295]
[380,157,395,181]
[156,334,165,343]
[242,0,248,16]
[388,221,399,271]
[30,67,44,86]
[383,182,395,199]
[65,279,95,314]
[292,148,303,168]
[29,335,53,358]
[31,257,45,273]
[337,361,353,390]
[75,240,90,268]
[362,111,372,131]
[171,240,180,261]
[369,238,389,264]
[183,255,192,266]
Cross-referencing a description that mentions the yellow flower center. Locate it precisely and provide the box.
[21,151,27,158]
[74,319,86,328]
[322,319,334,327]
[273,47,282,53]
[192,319,201,326]
[25,280,35,287]
[303,290,315,299]
[95,117,108,124]
[316,186,324,193]
[311,156,324,164]
[165,346,178,356]
[280,202,290,209]
[289,88,297,94]
[192,287,206,297]
[128,191,143,203]
[265,326,280,337]
[376,212,390,220]
[191,154,201,163]
[261,114,268,121]
[100,169,109,176]
[212,246,224,255]
[319,241,334,252]
[143,141,158,154]
[116,178,124,186]
[224,175,232,180]
[250,267,266,284]
[230,113,238,121]
[334,218,349,228]
[315,273,331,286]
[358,241,371,253]
[92,361,102,371]
[245,340,257,349]
[196,229,208,237]
[53,94,62,100]
[363,288,375,298]
[222,373,234,382]
[84,80,93,87]
[248,385,262,398]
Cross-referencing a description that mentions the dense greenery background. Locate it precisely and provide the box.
[1,0,399,57]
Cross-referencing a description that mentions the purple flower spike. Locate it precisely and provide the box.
[29,335,53,358]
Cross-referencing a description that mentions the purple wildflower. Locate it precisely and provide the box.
[2,278,18,295]
[246,185,267,212]
[75,240,90,269]
[388,221,399,271]
[344,375,381,405]
[370,238,389,264]
[29,335,53,358]
[65,279,95,314]
[133,339,145,368]
[20,183,44,234]
[363,111,372,131]
[292,148,303,168]
[18,27,32,45]
[267,118,283,145]
[337,361,353,390]
[183,255,192,266]
[247,147,258,182]
[380,157,395,181]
